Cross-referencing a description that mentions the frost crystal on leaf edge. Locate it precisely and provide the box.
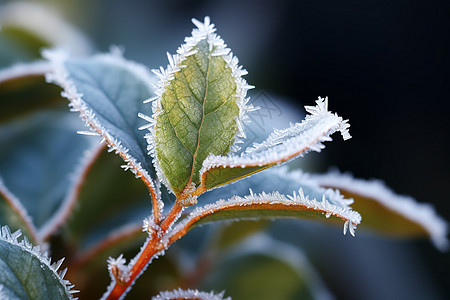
[37,143,104,241]
[0,177,38,242]
[138,16,256,194]
[167,185,361,242]
[199,97,351,190]
[44,48,161,209]
[311,170,449,250]
[0,225,79,299]
[152,288,231,300]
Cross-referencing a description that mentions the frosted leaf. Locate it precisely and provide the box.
[198,97,351,192]
[139,17,256,197]
[311,170,448,250]
[0,110,101,242]
[0,61,64,123]
[44,48,163,211]
[210,234,333,300]
[0,225,78,299]
[0,1,93,55]
[166,187,361,244]
[0,61,52,82]
[152,288,231,300]
[0,175,37,242]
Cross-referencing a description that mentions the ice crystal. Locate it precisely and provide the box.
[142,215,161,237]
[0,225,79,299]
[152,288,231,300]
[167,187,361,243]
[199,97,351,189]
[107,254,130,283]
[139,16,256,193]
[311,170,449,250]
[44,48,158,201]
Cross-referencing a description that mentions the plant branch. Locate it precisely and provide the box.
[103,202,184,300]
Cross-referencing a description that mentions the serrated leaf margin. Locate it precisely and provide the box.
[152,288,231,300]
[311,169,449,250]
[44,49,161,208]
[166,185,362,245]
[198,97,351,192]
[138,16,256,195]
[38,143,104,241]
[0,225,79,299]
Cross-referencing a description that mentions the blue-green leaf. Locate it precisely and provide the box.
[198,97,350,192]
[310,170,449,250]
[0,62,64,123]
[0,2,92,68]
[0,225,77,299]
[45,50,159,197]
[0,110,98,241]
[166,167,361,244]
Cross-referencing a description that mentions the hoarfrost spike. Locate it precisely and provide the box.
[44,49,157,191]
[139,16,257,196]
[152,288,231,300]
[107,254,130,284]
[0,225,78,299]
[166,187,361,244]
[198,97,351,192]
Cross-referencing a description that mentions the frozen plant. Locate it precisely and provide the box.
[0,14,447,300]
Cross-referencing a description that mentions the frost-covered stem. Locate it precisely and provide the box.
[150,187,162,224]
[104,202,183,300]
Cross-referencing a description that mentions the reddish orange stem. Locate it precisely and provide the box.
[103,202,183,300]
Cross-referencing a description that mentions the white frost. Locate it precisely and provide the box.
[44,48,160,205]
[0,176,37,243]
[199,97,351,189]
[311,170,449,250]
[0,61,52,83]
[167,186,361,242]
[37,143,103,241]
[0,2,93,55]
[0,225,79,299]
[107,254,130,283]
[139,16,257,193]
[152,288,231,300]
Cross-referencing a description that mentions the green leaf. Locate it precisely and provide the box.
[0,2,92,68]
[167,167,361,244]
[0,225,77,299]
[152,289,230,300]
[45,50,158,193]
[0,110,98,241]
[147,17,253,197]
[198,97,351,192]
[201,234,330,300]
[0,181,37,243]
[311,170,449,250]
[0,62,64,123]
[63,151,178,300]
[66,151,151,253]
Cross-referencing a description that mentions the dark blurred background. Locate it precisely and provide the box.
[1,0,449,298]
